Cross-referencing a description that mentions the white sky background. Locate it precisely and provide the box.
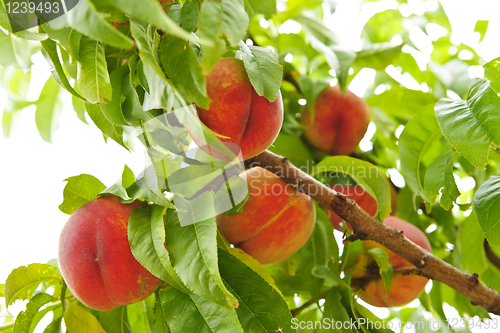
[2,0,500,331]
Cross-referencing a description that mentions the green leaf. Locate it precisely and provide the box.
[160,287,243,332]
[323,287,353,333]
[4,264,61,306]
[97,306,132,333]
[100,66,129,126]
[197,1,225,71]
[77,37,112,103]
[221,0,249,46]
[85,103,126,148]
[35,76,62,143]
[244,0,276,19]
[72,93,88,124]
[474,176,500,246]
[181,1,198,33]
[64,303,106,333]
[58,174,106,215]
[297,76,329,115]
[40,38,85,101]
[128,205,189,292]
[111,0,200,45]
[164,209,239,309]
[130,21,166,81]
[0,29,33,68]
[101,165,136,200]
[66,0,133,49]
[424,150,460,207]
[267,133,313,169]
[218,250,294,332]
[311,156,392,219]
[366,248,393,296]
[484,57,500,92]
[13,293,55,333]
[435,78,500,170]
[43,316,63,333]
[354,42,403,70]
[399,106,444,200]
[367,87,438,118]
[237,42,282,102]
[160,36,209,108]
[459,212,487,275]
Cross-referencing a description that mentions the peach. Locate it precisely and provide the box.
[216,167,315,265]
[58,196,163,311]
[329,184,377,232]
[301,86,370,155]
[195,58,283,160]
[353,216,432,307]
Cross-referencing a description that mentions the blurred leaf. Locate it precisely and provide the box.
[72,93,88,124]
[474,20,489,43]
[13,293,55,333]
[160,36,209,108]
[4,264,61,306]
[297,76,329,115]
[127,300,153,333]
[354,42,403,70]
[484,57,500,93]
[41,37,85,101]
[35,76,62,143]
[64,303,106,333]
[435,78,500,170]
[400,106,444,200]
[474,176,500,246]
[459,212,487,275]
[0,29,33,68]
[367,87,438,118]
[58,174,106,215]
[160,287,243,332]
[128,205,189,292]
[238,42,282,102]
[66,0,133,49]
[43,316,63,333]
[267,133,313,169]
[221,0,249,46]
[100,66,129,126]
[218,250,294,332]
[77,37,113,103]
[323,287,353,333]
[244,0,276,19]
[366,248,393,296]
[181,1,198,33]
[97,306,132,333]
[311,156,392,219]
[85,103,126,149]
[164,210,239,309]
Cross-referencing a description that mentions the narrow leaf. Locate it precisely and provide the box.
[474,176,500,246]
[13,293,55,333]
[35,76,62,143]
[85,103,126,149]
[100,66,129,126]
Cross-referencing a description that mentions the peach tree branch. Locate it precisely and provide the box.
[245,150,500,316]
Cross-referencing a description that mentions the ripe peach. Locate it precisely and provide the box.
[329,184,377,232]
[353,216,432,307]
[195,58,283,160]
[301,86,370,155]
[58,196,163,311]
[216,167,315,265]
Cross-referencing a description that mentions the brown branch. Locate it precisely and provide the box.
[484,240,500,271]
[245,150,500,315]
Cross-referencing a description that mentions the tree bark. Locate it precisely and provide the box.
[245,150,500,316]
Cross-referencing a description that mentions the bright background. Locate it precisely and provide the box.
[2,0,500,331]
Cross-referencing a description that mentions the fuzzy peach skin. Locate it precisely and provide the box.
[329,184,378,232]
[58,196,163,311]
[195,58,283,160]
[355,216,432,307]
[216,167,316,265]
[301,86,370,156]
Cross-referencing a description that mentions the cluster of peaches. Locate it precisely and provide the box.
[58,57,431,311]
